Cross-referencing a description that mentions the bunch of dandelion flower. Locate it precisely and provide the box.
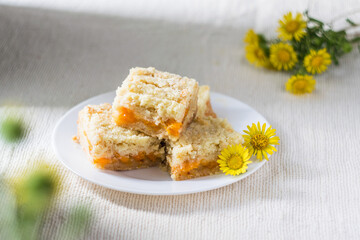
[243,10,360,95]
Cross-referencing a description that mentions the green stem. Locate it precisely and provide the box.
[330,9,360,26]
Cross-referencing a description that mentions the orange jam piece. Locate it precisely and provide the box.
[143,119,162,131]
[113,107,162,131]
[133,152,145,161]
[113,106,136,125]
[114,153,131,163]
[165,120,182,137]
[204,161,220,170]
[114,106,185,137]
[114,152,159,164]
[93,158,112,169]
[173,160,200,174]
[120,156,130,163]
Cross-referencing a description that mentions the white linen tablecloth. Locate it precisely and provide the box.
[1,1,360,239]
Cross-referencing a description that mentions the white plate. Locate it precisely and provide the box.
[52,91,269,195]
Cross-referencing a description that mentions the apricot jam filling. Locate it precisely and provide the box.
[113,106,183,136]
[93,158,112,169]
[165,120,182,137]
[94,152,160,169]
[113,106,136,125]
[172,161,200,173]
[172,160,219,175]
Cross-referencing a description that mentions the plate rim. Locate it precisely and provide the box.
[52,91,268,195]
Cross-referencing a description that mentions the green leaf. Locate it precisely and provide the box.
[333,55,339,65]
[308,16,324,26]
[257,34,270,57]
[351,37,360,43]
[342,42,353,53]
[346,18,358,26]
[257,34,267,44]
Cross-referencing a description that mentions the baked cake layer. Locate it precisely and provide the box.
[165,116,244,181]
[112,67,199,141]
[196,85,217,119]
[77,103,165,170]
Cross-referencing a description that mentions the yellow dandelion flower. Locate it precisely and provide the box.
[244,29,259,45]
[304,48,332,74]
[270,42,298,70]
[217,144,252,176]
[243,122,280,161]
[285,74,316,94]
[246,44,270,67]
[278,12,307,41]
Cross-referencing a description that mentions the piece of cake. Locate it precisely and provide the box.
[77,103,165,170]
[164,117,244,181]
[112,67,199,141]
[196,85,217,119]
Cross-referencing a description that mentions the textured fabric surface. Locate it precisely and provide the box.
[0,1,360,239]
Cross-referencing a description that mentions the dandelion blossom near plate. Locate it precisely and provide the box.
[52,91,271,195]
[218,144,252,176]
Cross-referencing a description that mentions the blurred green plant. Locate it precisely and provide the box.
[0,165,92,240]
[55,206,92,240]
[0,117,25,142]
[15,166,59,240]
